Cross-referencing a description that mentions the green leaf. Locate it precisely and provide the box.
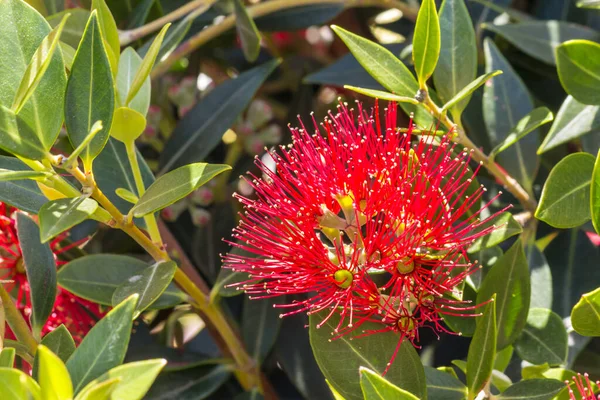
[0,367,42,400]
[484,21,599,65]
[112,260,177,316]
[497,379,565,400]
[242,297,281,363]
[39,197,98,242]
[0,0,66,158]
[327,380,347,400]
[331,25,418,97]
[483,38,538,193]
[234,0,261,62]
[91,0,119,73]
[578,0,600,8]
[535,152,595,228]
[58,254,185,309]
[65,11,115,168]
[11,14,69,114]
[115,188,139,203]
[477,239,530,350]
[360,367,419,400]
[526,245,552,310]
[467,212,523,253]
[494,345,514,373]
[439,70,501,115]
[0,169,48,182]
[413,0,440,87]
[557,40,600,105]
[433,0,477,118]
[212,266,251,299]
[538,96,600,153]
[424,366,468,400]
[571,287,600,336]
[125,24,170,106]
[514,308,567,366]
[0,103,48,159]
[66,294,138,393]
[145,364,231,399]
[159,59,279,172]
[490,107,554,159]
[16,212,56,338]
[343,86,419,104]
[0,348,15,368]
[466,299,497,400]
[75,378,120,400]
[33,324,76,378]
[0,156,47,213]
[491,370,512,393]
[76,359,166,400]
[116,48,150,115]
[38,345,74,400]
[110,107,146,143]
[48,8,90,49]
[309,311,426,400]
[592,149,600,234]
[132,163,231,217]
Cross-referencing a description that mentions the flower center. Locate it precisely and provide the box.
[333,269,353,289]
[16,257,26,274]
[397,259,414,274]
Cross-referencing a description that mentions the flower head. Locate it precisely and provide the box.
[0,202,105,343]
[223,101,505,371]
[567,373,600,400]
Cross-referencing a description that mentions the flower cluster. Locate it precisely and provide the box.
[567,373,600,400]
[0,203,104,343]
[223,101,504,371]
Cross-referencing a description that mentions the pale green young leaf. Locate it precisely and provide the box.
[115,188,139,203]
[344,86,419,104]
[125,24,170,106]
[578,0,600,8]
[0,169,49,182]
[110,107,146,143]
[32,325,76,379]
[556,40,600,105]
[234,0,261,62]
[535,152,595,228]
[441,70,502,114]
[413,0,440,87]
[116,48,150,115]
[38,197,98,243]
[571,287,600,336]
[74,378,121,400]
[466,298,497,400]
[0,367,42,400]
[131,163,231,217]
[38,345,73,400]
[0,348,15,367]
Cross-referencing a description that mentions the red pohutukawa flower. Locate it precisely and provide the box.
[0,202,105,343]
[223,101,506,372]
[567,373,600,400]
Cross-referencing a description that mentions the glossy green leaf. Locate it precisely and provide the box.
[526,244,552,310]
[592,149,600,234]
[433,0,477,117]
[331,25,418,97]
[116,48,150,115]
[110,107,147,143]
[125,24,170,106]
[360,367,419,400]
[0,0,66,158]
[497,379,565,400]
[91,0,119,73]
[557,40,600,105]
[468,212,523,253]
[0,367,42,400]
[76,359,166,400]
[490,107,554,158]
[440,70,502,115]
[539,96,600,153]
[413,0,440,86]
[571,287,600,336]
[145,364,231,399]
[535,152,595,228]
[16,212,56,338]
[65,11,115,168]
[38,345,73,400]
[34,324,76,378]
[11,14,69,114]
[466,299,497,400]
[424,366,468,400]
[477,240,530,350]
[309,311,426,400]
[234,0,261,62]
[483,38,538,193]
[0,348,15,368]
[39,197,98,243]
[242,297,281,363]
[132,163,231,217]
[343,86,419,104]
[66,295,138,393]
[0,156,47,213]
[514,308,567,365]
[75,377,120,400]
[0,169,48,182]
[48,8,90,48]
[484,21,599,65]
[112,260,177,315]
[159,59,279,172]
